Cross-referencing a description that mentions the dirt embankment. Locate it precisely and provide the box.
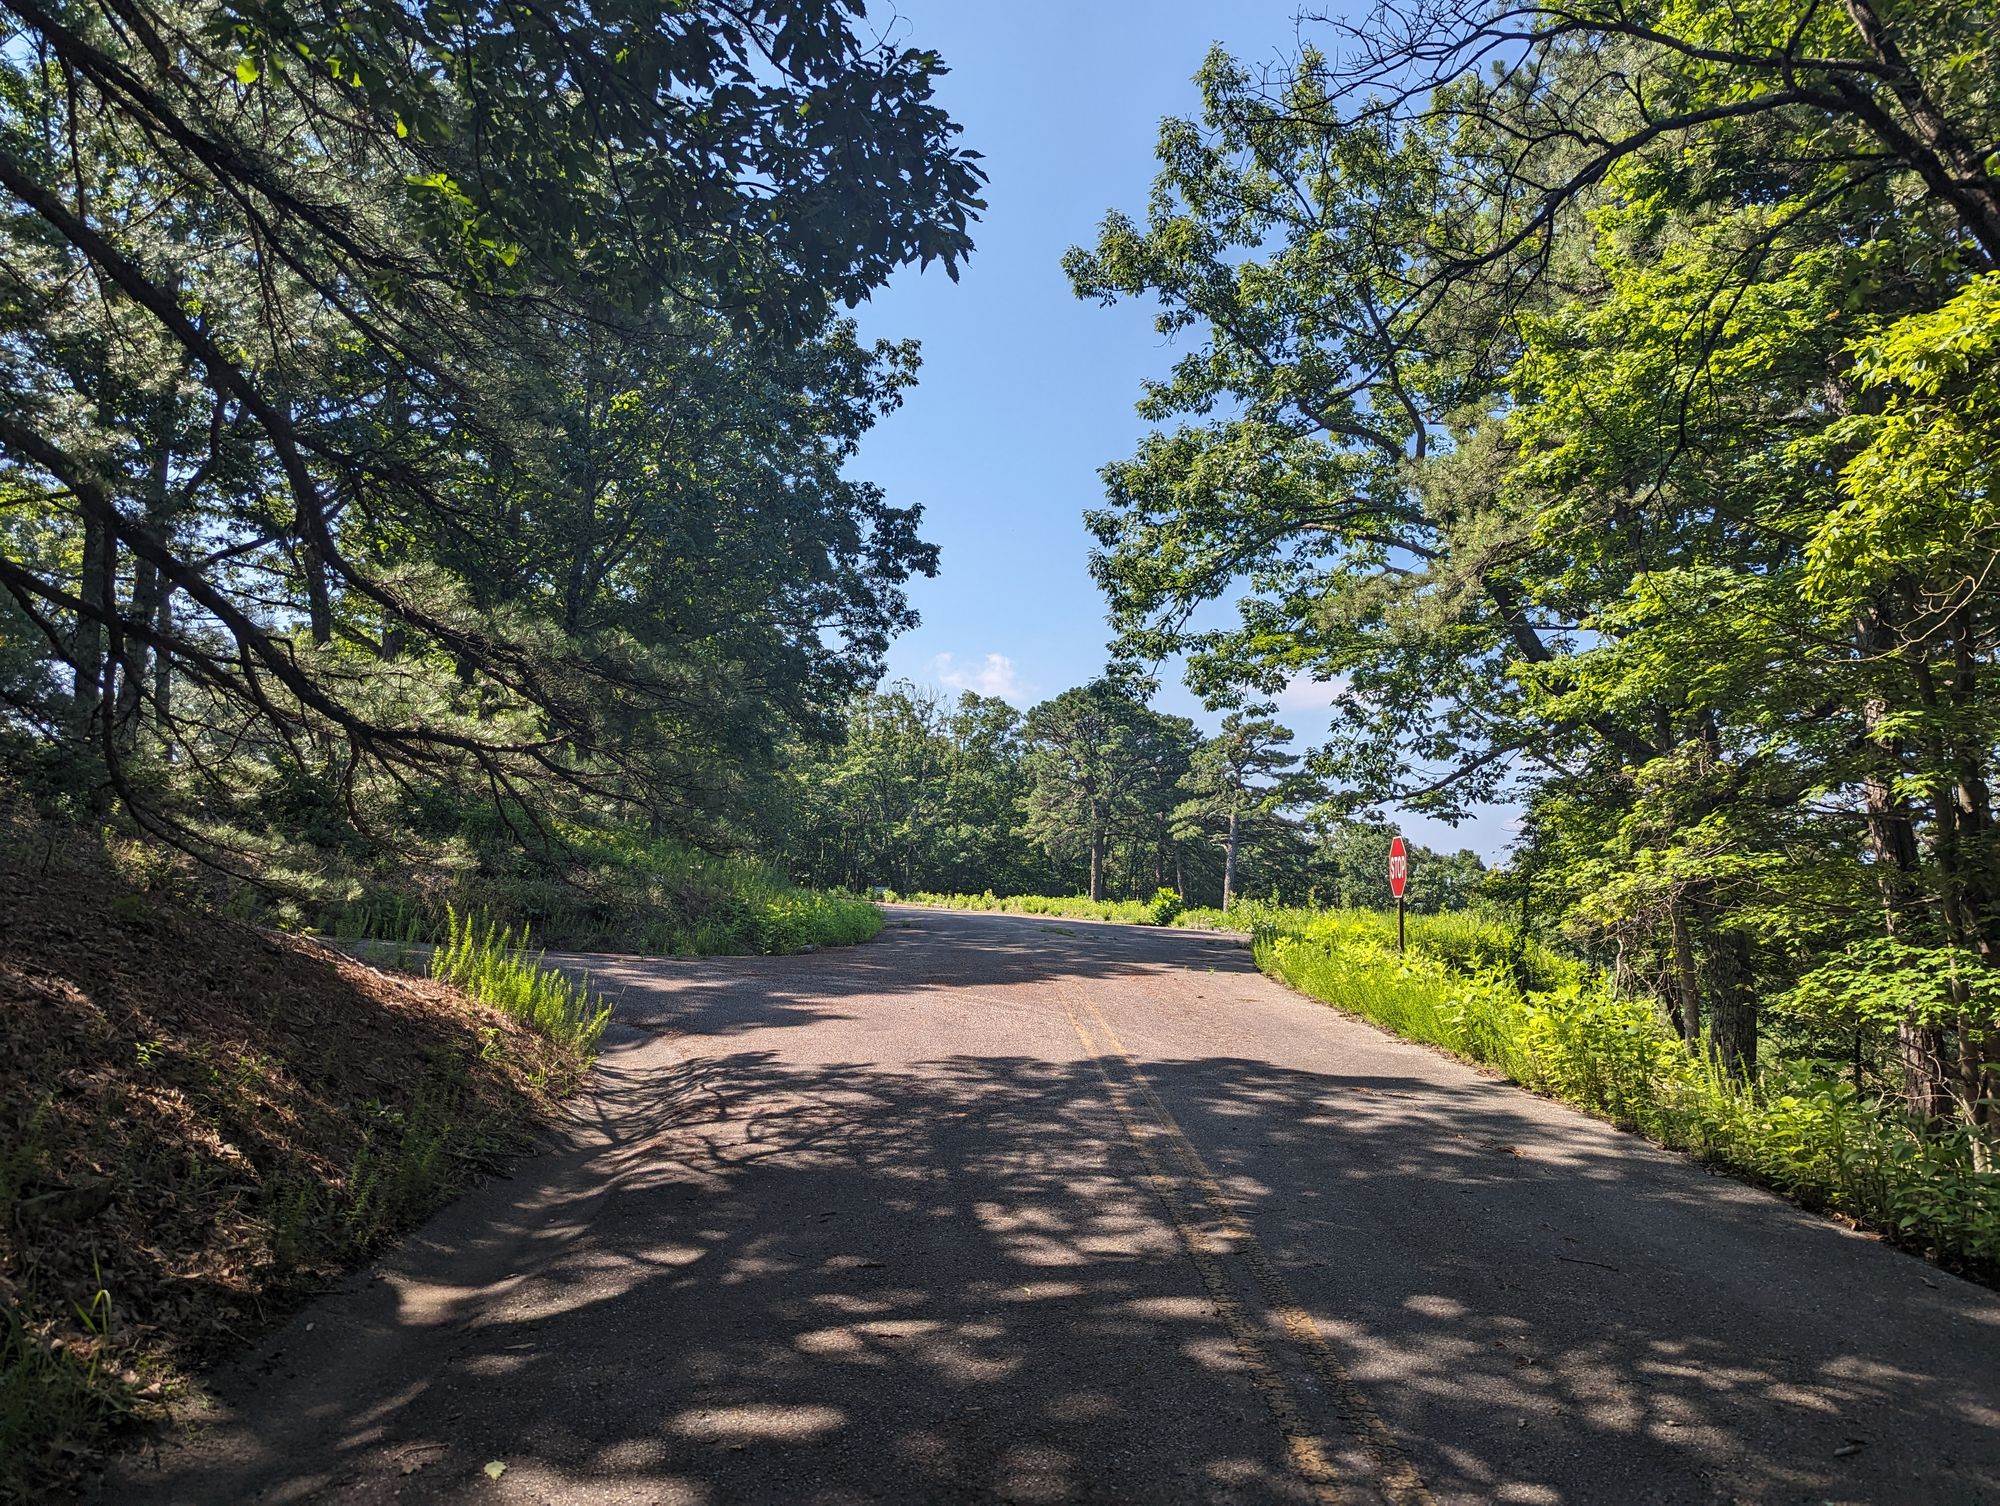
[0,855,576,1499]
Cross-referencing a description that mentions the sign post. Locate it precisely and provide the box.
[1388,835,1409,953]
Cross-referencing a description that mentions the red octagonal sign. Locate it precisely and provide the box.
[1388,835,1409,899]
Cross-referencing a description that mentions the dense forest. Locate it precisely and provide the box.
[1,0,1995,1235]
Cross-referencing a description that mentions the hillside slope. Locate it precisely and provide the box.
[0,858,578,1499]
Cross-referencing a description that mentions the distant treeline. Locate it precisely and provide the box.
[762,679,1485,912]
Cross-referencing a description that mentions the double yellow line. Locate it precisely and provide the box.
[1057,983,1432,1506]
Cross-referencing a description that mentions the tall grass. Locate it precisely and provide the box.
[754,888,885,951]
[897,889,1188,926]
[430,906,612,1058]
[326,830,881,958]
[0,1290,132,1501]
[1256,909,2000,1279]
[1241,904,1582,990]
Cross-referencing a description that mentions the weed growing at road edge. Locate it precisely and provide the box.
[430,906,613,1065]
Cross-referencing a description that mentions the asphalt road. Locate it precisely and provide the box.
[111,907,2000,1504]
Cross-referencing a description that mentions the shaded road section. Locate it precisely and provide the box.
[110,908,2000,1503]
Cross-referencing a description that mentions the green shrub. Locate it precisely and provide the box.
[1244,903,1578,992]
[900,891,1188,926]
[754,890,883,952]
[1255,908,2000,1277]
[323,831,881,959]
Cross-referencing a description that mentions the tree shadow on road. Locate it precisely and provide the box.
[554,909,1261,1042]
[113,1035,2000,1504]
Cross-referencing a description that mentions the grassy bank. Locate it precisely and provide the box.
[0,856,610,1501]
[895,889,1195,926]
[317,827,881,958]
[1253,907,2000,1281]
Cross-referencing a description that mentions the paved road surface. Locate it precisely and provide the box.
[111,908,2000,1504]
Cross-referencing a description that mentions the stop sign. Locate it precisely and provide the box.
[1388,835,1408,899]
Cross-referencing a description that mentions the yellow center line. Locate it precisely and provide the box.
[1059,982,1435,1506]
[1062,1000,1349,1504]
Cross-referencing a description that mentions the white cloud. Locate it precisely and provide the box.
[932,652,1032,705]
[1273,671,1351,712]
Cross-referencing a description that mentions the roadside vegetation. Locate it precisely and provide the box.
[322,833,882,960]
[429,908,615,1057]
[896,889,1193,927]
[1253,907,1998,1281]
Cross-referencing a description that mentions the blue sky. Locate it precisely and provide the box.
[846,1,1519,860]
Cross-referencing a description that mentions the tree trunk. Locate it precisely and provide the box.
[116,428,172,741]
[152,585,173,733]
[70,507,115,812]
[1840,0,2000,262]
[117,554,157,742]
[300,538,332,645]
[1669,898,1701,1047]
[1222,806,1239,911]
[1702,925,1757,1079]
[1858,607,1952,1122]
[1957,1019,1992,1149]
[1947,619,1999,963]
[73,507,109,734]
[292,395,333,646]
[1898,1019,1953,1124]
